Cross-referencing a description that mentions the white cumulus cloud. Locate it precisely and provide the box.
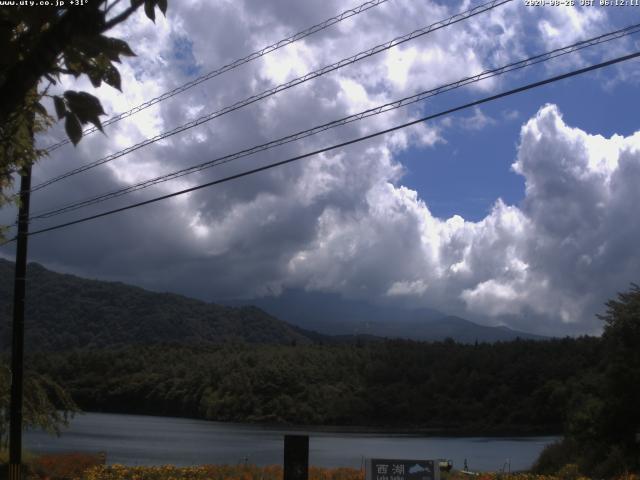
[2,1,638,337]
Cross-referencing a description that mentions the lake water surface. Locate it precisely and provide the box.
[25,412,559,472]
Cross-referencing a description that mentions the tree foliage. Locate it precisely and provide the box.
[593,284,640,474]
[0,0,168,211]
[29,337,601,435]
[600,284,640,444]
[0,360,78,450]
[0,259,314,352]
[534,284,640,478]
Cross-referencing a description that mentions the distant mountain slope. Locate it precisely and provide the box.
[0,259,315,351]
[359,316,547,343]
[0,259,545,351]
[226,289,547,343]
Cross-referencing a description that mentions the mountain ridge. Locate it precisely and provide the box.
[224,289,547,343]
[0,258,545,349]
[0,258,318,351]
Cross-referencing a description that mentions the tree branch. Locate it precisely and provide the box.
[105,0,123,15]
[0,8,90,126]
[0,1,145,127]
[103,0,143,30]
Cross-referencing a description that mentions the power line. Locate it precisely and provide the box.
[27,23,640,221]
[22,50,640,238]
[42,0,390,153]
[0,235,17,247]
[29,0,512,193]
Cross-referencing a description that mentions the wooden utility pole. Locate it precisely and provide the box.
[9,163,32,480]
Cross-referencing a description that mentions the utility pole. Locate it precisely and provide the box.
[9,162,32,480]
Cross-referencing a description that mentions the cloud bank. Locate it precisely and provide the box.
[1,1,638,336]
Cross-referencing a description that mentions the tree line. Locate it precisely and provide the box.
[24,336,601,434]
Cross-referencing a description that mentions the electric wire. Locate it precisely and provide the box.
[29,0,513,193]
[0,235,16,247]
[43,0,390,153]
[22,50,640,238]
[27,23,640,221]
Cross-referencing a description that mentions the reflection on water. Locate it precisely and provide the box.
[25,412,559,471]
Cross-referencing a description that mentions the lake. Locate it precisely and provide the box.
[25,412,559,472]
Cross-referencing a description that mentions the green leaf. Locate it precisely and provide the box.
[34,102,48,118]
[63,50,84,77]
[113,38,136,57]
[144,0,156,22]
[64,114,83,146]
[53,96,67,119]
[64,91,105,131]
[74,35,103,58]
[96,36,136,62]
[103,65,122,91]
[87,68,102,88]
[65,91,106,115]
[157,0,168,15]
[90,115,104,132]
[64,61,82,77]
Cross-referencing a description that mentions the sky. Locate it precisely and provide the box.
[2,0,640,336]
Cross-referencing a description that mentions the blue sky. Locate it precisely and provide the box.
[400,48,640,221]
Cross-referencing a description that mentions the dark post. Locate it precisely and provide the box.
[9,163,32,480]
[284,435,309,480]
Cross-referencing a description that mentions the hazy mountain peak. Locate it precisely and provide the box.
[224,290,548,343]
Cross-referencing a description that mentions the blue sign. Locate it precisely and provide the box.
[367,459,438,480]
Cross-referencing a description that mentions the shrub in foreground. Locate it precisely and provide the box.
[82,464,363,480]
[531,439,579,475]
[30,452,105,479]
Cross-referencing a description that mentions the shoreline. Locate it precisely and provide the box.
[72,410,562,438]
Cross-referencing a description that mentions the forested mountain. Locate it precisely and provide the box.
[28,337,601,433]
[0,259,317,351]
[1,259,542,351]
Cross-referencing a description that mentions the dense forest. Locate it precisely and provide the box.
[26,337,601,434]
